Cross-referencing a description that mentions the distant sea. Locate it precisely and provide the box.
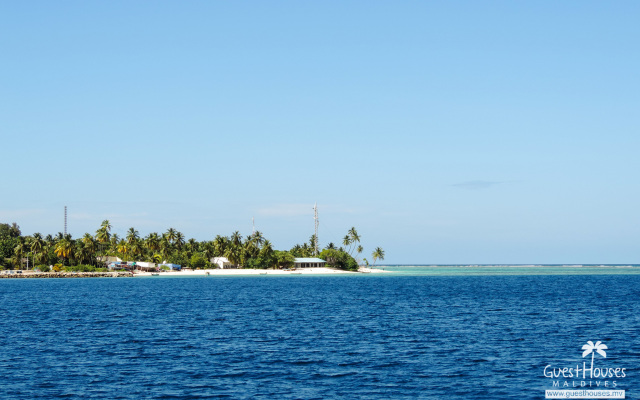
[373,264,640,276]
[2,268,639,399]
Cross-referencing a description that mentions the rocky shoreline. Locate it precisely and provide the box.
[0,271,133,279]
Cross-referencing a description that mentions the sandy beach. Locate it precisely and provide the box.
[134,267,390,276]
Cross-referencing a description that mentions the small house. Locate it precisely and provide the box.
[211,257,235,269]
[293,258,326,268]
[135,262,156,271]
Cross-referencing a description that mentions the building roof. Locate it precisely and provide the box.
[294,258,326,263]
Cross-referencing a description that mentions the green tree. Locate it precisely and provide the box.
[145,233,161,254]
[174,232,185,250]
[0,237,19,268]
[0,222,21,238]
[260,240,276,268]
[318,248,358,271]
[95,220,111,255]
[213,235,228,256]
[165,228,177,244]
[189,253,210,269]
[126,228,139,244]
[274,250,295,269]
[54,239,73,265]
[372,247,385,266]
[30,233,45,265]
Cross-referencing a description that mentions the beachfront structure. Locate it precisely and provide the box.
[159,263,181,271]
[108,261,157,271]
[135,262,156,271]
[211,257,235,269]
[108,261,129,270]
[294,257,326,268]
[98,256,121,264]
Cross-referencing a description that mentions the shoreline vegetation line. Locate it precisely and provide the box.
[0,221,385,275]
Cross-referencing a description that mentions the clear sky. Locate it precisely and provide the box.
[1,1,639,264]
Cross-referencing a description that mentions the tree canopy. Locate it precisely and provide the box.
[0,221,385,272]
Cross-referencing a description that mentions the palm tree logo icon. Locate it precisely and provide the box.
[582,341,607,370]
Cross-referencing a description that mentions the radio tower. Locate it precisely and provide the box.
[313,202,319,255]
[252,216,256,234]
[64,206,68,235]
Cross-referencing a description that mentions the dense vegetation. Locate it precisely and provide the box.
[0,221,384,272]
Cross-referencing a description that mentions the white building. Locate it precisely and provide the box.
[135,262,156,270]
[158,263,181,271]
[211,257,235,269]
[294,258,326,268]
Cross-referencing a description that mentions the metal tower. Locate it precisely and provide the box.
[252,216,256,234]
[64,206,67,235]
[313,202,319,255]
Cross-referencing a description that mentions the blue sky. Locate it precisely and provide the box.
[1,1,639,263]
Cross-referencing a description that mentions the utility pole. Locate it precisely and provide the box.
[313,202,319,256]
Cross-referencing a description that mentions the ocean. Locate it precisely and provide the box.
[1,267,639,399]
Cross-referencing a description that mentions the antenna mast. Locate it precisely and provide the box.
[313,202,319,255]
[252,216,255,234]
[64,206,68,235]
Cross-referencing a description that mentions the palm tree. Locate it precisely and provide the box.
[81,233,97,265]
[100,219,111,232]
[30,233,45,265]
[355,245,364,265]
[582,341,607,370]
[145,233,160,254]
[372,247,385,267]
[116,240,129,261]
[309,234,318,256]
[109,233,120,254]
[290,244,303,257]
[126,228,139,245]
[347,227,360,255]
[230,231,242,247]
[260,240,276,268]
[96,220,111,241]
[201,241,214,260]
[54,239,73,265]
[187,238,198,251]
[130,240,143,260]
[75,240,92,265]
[225,245,243,268]
[174,232,185,250]
[342,235,351,250]
[213,235,228,256]
[165,228,177,244]
[244,240,260,261]
[13,241,26,269]
[348,227,360,244]
[248,231,265,247]
[96,220,111,256]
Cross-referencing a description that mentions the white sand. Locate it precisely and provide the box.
[357,267,391,273]
[134,267,364,276]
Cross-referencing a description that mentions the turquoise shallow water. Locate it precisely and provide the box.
[372,265,640,276]
[1,273,639,399]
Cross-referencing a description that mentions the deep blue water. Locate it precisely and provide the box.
[1,275,639,399]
